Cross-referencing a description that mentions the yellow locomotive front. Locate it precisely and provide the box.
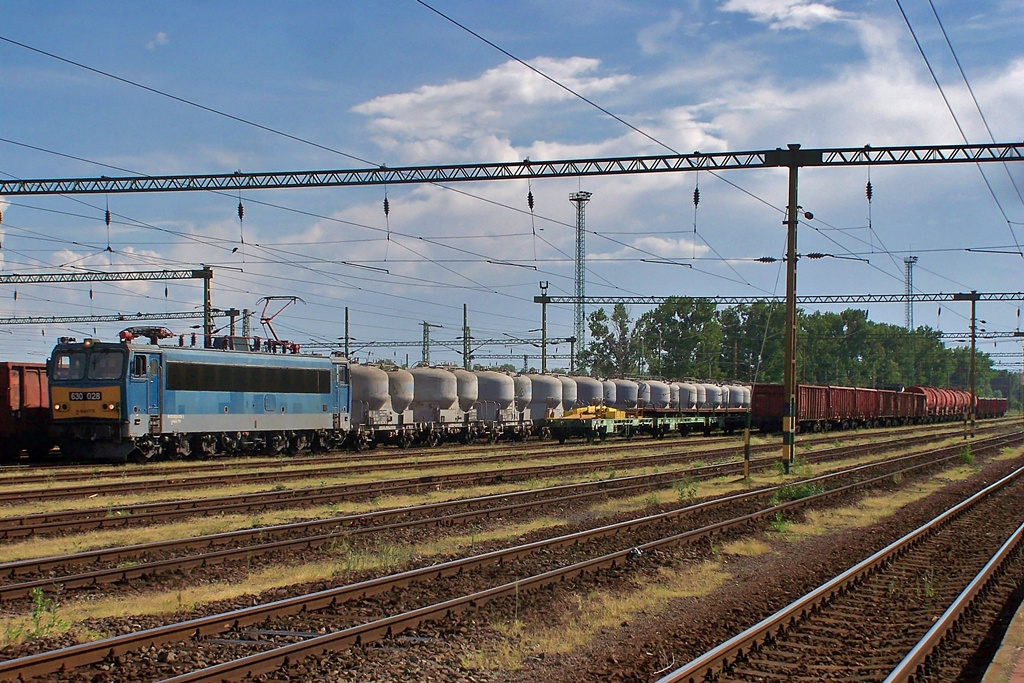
[49,338,127,460]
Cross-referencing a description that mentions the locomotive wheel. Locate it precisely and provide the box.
[0,441,18,463]
[130,438,160,463]
[168,435,191,460]
[289,433,309,455]
[191,435,216,460]
[27,439,55,461]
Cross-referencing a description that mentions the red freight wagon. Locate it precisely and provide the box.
[854,387,878,424]
[827,386,856,425]
[751,383,830,431]
[876,389,897,423]
[976,397,1009,418]
[951,389,971,414]
[907,386,942,416]
[0,362,52,461]
[800,385,829,427]
[896,391,925,421]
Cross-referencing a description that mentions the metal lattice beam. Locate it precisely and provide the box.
[939,332,1024,340]
[308,337,575,351]
[2,143,1023,195]
[0,310,228,326]
[534,292,1024,306]
[0,268,211,285]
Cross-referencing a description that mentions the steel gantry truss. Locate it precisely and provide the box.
[532,292,1024,306]
[6,141,1023,467]
[0,310,230,326]
[0,268,217,339]
[2,143,1023,195]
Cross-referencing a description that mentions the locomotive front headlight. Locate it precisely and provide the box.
[104,403,117,411]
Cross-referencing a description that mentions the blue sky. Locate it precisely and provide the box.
[1,1,1022,371]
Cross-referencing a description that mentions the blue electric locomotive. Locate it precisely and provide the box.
[48,330,351,462]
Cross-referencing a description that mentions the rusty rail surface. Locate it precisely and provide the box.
[0,431,991,600]
[1,432,1018,681]
[654,450,1024,683]
[0,422,987,504]
[0,427,988,541]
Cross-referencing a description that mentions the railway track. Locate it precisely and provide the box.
[654,451,1024,683]
[0,436,745,505]
[0,429,992,601]
[0,421,990,497]
[0,425,997,540]
[1,431,1019,681]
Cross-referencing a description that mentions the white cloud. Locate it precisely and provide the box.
[638,10,684,55]
[590,236,710,262]
[721,0,847,30]
[353,57,632,160]
[145,32,169,50]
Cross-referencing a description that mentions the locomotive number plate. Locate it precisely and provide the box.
[69,391,102,401]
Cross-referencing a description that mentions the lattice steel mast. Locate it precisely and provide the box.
[569,191,591,368]
[904,256,918,330]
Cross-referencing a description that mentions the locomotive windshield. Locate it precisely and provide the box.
[51,351,86,381]
[51,349,126,381]
[88,350,126,380]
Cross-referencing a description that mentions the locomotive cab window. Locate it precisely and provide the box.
[88,350,126,380]
[52,351,86,381]
[132,355,147,378]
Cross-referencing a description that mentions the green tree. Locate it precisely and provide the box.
[635,297,722,378]
[580,304,642,376]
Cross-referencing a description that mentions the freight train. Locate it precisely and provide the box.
[749,383,1009,432]
[0,362,53,462]
[17,330,1012,462]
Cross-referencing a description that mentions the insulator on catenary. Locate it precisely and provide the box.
[383,197,390,216]
[693,187,700,207]
[105,209,111,227]
[0,208,4,224]
[527,190,535,211]
[865,180,873,202]
[237,201,244,221]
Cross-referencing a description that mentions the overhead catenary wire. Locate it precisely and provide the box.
[2,19,1020,351]
[927,0,1024,220]
[894,0,1023,257]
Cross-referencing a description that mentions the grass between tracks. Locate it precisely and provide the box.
[460,444,1024,673]
[0,446,708,519]
[0,516,566,646]
[0,472,603,563]
[2,439,1014,648]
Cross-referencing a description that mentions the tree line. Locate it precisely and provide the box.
[578,297,1017,404]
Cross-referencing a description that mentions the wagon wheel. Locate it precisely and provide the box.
[129,438,160,463]
[0,441,18,464]
[289,433,309,455]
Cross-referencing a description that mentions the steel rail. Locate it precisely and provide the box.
[0,430,959,598]
[1,432,1018,681]
[882,520,1024,682]
[653,452,1024,683]
[156,433,1024,682]
[0,420,985,504]
[0,418,976,487]
[0,426,983,539]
